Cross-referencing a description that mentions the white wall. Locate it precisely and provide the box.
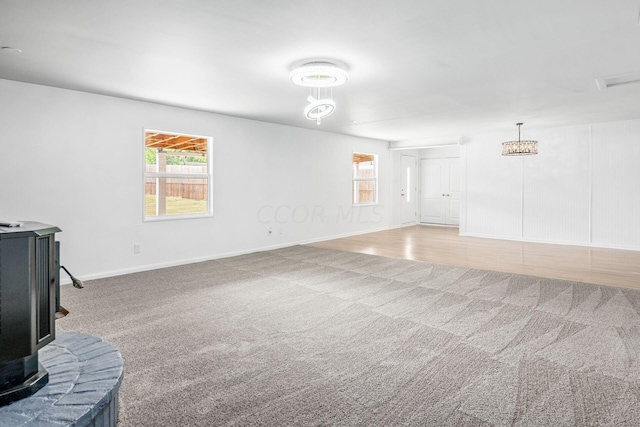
[461,120,640,250]
[418,146,460,160]
[0,79,390,280]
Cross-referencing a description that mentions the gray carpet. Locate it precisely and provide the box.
[58,245,640,426]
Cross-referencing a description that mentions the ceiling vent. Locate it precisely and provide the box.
[595,73,640,90]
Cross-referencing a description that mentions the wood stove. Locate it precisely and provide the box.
[0,222,61,407]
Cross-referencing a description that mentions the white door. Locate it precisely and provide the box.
[400,155,417,224]
[446,159,461,225]
[420,158,460,225]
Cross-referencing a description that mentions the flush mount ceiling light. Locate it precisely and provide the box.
[290,61,349,125]
[289,62,349,88]
[502,123,538,156]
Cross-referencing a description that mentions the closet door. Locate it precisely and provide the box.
[446,159,460,225]
[420,158,460,225]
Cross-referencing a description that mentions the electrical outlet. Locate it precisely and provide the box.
[133,244,141,254]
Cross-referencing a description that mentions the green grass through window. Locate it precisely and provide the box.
[145,195,207,216]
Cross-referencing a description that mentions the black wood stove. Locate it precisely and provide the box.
[0,222,62,407]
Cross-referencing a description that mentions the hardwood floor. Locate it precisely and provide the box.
[308,225,640,289]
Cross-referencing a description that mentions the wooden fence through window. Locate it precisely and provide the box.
[145,165,208,201]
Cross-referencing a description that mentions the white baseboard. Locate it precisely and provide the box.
[300,225,395,245]
[61,225,397,285]
[63,225,638,287]
[459,231,640,252]
[418,223,459,228]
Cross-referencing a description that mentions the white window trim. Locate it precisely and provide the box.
[352,152,379,206]
[143,128,214,222]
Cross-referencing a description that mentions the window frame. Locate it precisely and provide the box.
[352,152,378,206]
[142,128,213,222]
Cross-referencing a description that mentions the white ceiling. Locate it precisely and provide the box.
[2,1,640,143]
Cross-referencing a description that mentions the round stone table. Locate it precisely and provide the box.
[0,332,124,427]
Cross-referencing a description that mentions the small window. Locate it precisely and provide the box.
[352,153,378,205]
[144,130,212,220]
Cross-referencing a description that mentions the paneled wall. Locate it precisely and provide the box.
[462,120,640,250]
[591,120,640,248]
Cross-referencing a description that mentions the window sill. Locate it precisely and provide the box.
[352,203,379,207]
[143,212,214,223]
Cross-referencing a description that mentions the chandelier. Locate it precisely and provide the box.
[290,61,348,125]
[502,123,538,156]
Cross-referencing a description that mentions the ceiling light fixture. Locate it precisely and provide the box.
[305,98,335,125]
[290,61,348,125]
[502,123,538,156]
[289,62,349,88]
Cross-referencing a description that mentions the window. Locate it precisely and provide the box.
[352,153,378,205]
[144,130,212,220]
